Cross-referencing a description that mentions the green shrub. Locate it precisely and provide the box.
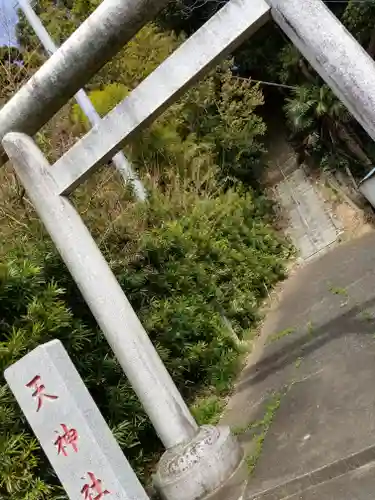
[0,258,155,499]
[0,183,291,498]
[69,59,266,187]
[71,83,129,129]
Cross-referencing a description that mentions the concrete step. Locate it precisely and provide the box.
[274,166,340,260]
[242,321,375,499]
[284,461,375,499]
[245,445,375,500]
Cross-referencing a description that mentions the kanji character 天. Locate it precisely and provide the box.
[26,375,58,412]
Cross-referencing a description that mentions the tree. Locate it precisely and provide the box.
[285,83,372,171]
[157,0,225,35]
[342,0,375,57]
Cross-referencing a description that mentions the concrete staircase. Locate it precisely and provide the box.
[262,119,342,261]
[246,447,375,499]
[274,163,342,261]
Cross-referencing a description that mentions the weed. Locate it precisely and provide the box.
[267,327,295,344]
[191,395,226,426]
[237,390,286,474]
[328,285,348,297]
[306,321,314,335]
[295,357,303,368]
[361,311,373,322]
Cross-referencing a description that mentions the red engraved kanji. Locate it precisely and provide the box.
[54,424,79,456]
[26,375,58,412]
[81,472,111,500]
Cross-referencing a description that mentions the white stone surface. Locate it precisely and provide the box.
[154,426,244,500]
[4,339,149,500]
[275,167,341,260]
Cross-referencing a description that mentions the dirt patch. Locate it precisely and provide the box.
[334,202,373,240]
[314,175,374,241]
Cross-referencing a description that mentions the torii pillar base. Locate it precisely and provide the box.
[154,425,247,500]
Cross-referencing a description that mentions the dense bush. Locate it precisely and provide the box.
[0,183,291,498]
[108,189,290,394]
[70,58,266,186]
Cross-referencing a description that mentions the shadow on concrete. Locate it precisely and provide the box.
[237,297,375,393]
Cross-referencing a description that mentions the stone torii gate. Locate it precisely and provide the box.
[2,0,375,499]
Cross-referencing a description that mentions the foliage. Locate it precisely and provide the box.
[233,24,286,82]
[71,83,129,128]
[0,179,291,498]
[191,395,226,425]
[71,59,266,185]
[284,83,372,174]
[0,259,96,499]
[284,84,349,134]
[93,24,182,90]
[106,189,290,374]
[277,2,375,176]
[17,0,267,185]
[175,66,266,183]
[17,0,182,91]
[157,0,375,179]
[0,44,44,104]
[157,0,223,35]
[342,0,375,50]
[12,0,268,186]
[16,0,101,49]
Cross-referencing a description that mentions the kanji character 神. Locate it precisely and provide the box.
[54,423,79,456]
[81,472,111,500]
[26,375,58,412]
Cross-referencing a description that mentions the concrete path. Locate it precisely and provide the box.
[223,230,375,499]
[262,110,342,260]
[274,163,342,260]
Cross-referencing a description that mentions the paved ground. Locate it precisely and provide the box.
[263,110,342,261]
[222,230,375,499]
[275,164,342,260]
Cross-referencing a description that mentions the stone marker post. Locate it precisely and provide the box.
[4,339,150,500]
